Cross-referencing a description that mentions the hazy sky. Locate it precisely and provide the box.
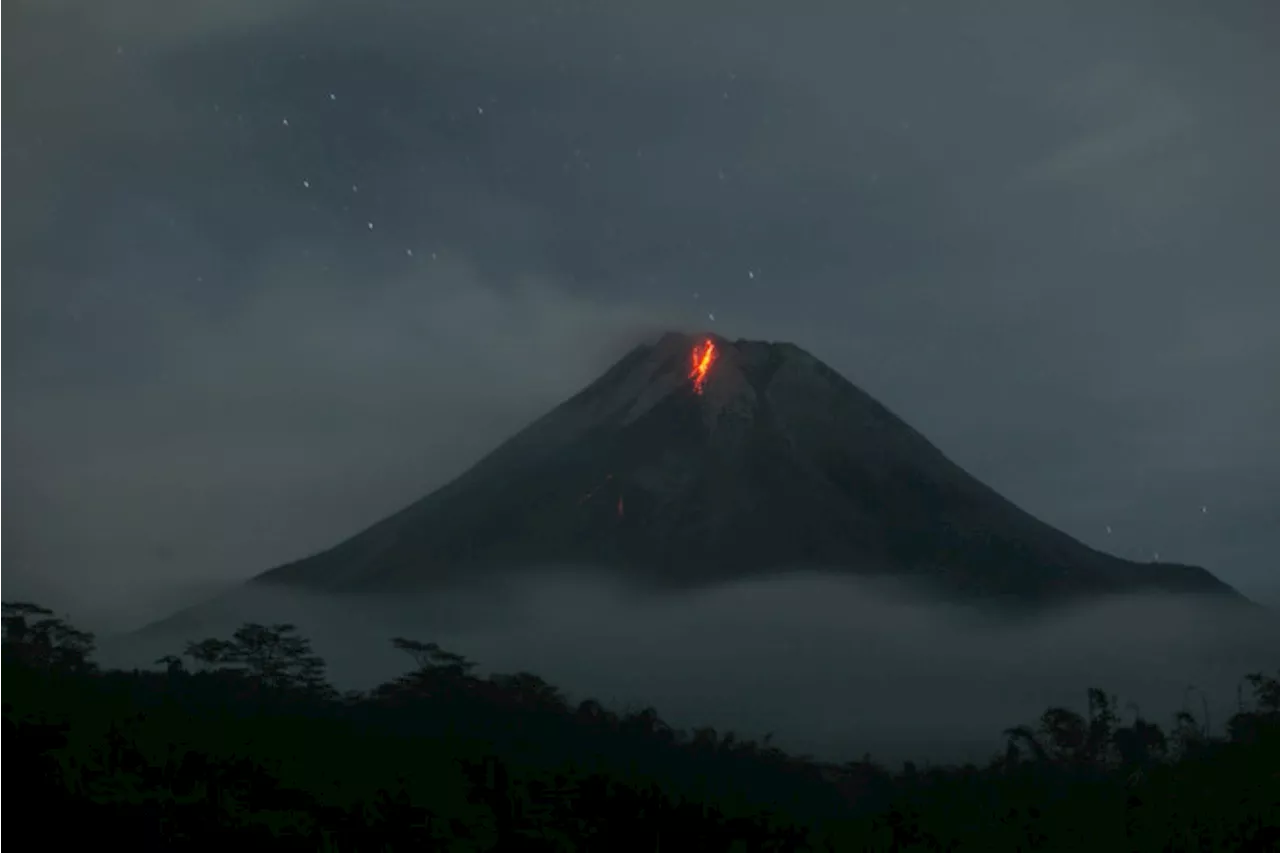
[5,0,1279,623]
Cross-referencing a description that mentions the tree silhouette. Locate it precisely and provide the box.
[1226,671,1280,745]
[621,706,675,742]
[182,622,332,694]
[155,654,187,676]
[2,601,97,673]
[1242,671,1280,713]
[488,671,570,712]
[1001,688,1127,768]
[1112,716,1168,768]
[370,636,481,707]
[389,636,477,677]
[5,601,1278,849]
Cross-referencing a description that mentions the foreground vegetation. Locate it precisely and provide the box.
[4,601,1277,850]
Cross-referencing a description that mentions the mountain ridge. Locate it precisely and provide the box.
[249,331,1243,607]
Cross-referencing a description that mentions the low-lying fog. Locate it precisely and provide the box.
[94,570,1278,767]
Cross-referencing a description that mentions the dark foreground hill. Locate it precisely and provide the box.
[6,602,1279,850]
[254,331,1241,607]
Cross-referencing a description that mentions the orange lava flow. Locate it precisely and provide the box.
[689,339,717,395]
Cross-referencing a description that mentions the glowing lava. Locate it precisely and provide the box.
[689,338,717,395]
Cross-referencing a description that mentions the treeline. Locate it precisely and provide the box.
[3,600,1277,850]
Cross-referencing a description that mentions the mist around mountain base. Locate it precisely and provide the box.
[100,568,1278,768]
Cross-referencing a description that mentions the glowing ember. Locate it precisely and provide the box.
[689,338,717,395]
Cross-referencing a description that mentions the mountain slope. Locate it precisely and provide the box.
[251,332,1242,606]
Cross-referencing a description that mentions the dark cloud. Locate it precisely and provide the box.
[102,573,1280,765]
[5,0,1279,622]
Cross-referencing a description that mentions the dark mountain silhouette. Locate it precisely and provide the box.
[250,332,1243,607]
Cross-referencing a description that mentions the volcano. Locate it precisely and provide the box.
[254,332,1241,606]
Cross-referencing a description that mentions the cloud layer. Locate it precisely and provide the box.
[101,571,1280,766]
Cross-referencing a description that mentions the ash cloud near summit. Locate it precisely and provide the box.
[105,571,1279,766]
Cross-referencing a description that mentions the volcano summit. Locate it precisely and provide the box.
[255,332,1241,606]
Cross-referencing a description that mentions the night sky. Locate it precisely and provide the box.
[5,0,1279,627]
